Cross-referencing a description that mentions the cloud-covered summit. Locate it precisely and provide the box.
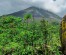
[0,0,66,17]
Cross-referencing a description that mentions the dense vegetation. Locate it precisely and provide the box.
[0,15,61,55]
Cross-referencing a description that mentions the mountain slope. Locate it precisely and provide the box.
[8,6,61,22]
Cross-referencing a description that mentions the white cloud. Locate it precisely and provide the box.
[0,0,66,16]
[44,0,66,13]
[22,0,66,13]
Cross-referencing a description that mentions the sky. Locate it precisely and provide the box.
[0,0,66,17]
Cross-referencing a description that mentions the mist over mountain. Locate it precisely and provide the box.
[8,6,61,22]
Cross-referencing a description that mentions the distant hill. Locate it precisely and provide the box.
[8,6,61,22]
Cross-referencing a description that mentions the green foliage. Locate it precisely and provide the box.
[24,13,32,20]
[0,15,61,55]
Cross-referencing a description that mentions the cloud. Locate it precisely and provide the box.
[21,0,66,13]
[0,0,66,16]
[43,0,66,13]
[0,1,12,15]
[0,0,30,15]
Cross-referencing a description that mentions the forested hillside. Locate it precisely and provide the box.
[0,15,61,55]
